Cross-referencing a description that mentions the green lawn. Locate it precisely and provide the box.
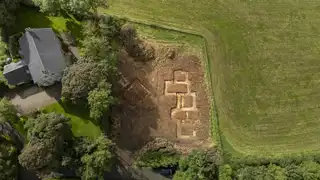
[103,0,320,156]
[43,102,101,138]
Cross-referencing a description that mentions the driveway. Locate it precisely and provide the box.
[6,84,61,114]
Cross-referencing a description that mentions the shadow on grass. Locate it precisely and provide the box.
[58,100,92,123]
[66,20,83,44]
[12,5,83,37]
[11,5,53,35]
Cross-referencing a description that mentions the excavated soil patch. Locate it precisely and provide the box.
[112,43,211,153]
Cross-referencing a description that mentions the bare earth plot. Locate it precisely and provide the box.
[112,43,211,153]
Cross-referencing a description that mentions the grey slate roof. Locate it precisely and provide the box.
[19,28,66,83]
[3,61,32,85]
[3,28,66,86]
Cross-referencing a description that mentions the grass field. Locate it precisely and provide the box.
[103,0,320,156]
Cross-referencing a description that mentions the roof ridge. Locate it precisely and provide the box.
[26,31,46,71]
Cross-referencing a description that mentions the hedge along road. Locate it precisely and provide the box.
[103,0,320,156]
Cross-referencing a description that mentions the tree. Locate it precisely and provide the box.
[32,0,60,14]
[81,17,121,63]
[62,62,110,103]
[0,98,18,124]
[80,135,114,180]
[81,35,114,62]
[219,164,233,180]
[285,164,303,180]
[135,138,180,168]
[265,164,287,180]
[18,113,72,177]
[0,143,18,180]
[88,82,115,120]
[298,161,320,180]
[33,0,108,15]
[63,135,114,180]
[0,0,20,28]
[174,150,221,180]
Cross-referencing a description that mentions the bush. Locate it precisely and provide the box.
[8,33,23,58]
[135,138,180,168]
[219,165,232,180]
[223,154,320,180]
[135,151,180,168]
[173,149,221,180]
[120,24,155,61]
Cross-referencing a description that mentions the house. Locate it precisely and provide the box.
[3,28,66,86]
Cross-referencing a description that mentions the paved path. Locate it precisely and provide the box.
[6,85,61,114]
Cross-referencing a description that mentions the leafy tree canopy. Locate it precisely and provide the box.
[0,98,18,124]
[62,62,110,103]
[62,16,121,104]
[88,82,115,120]
[18,113,72,176]
[32,0,107,15]
[80,135,114,180]
[135,138,180,168]
[0,143,18,180]
[0,0,19,28]
[62,135,114,180]
[174,150,221,180]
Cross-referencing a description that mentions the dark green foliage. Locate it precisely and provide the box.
[218,164,232,180]
[0,143,18,180]
[79,135,114,180]
[8,33,23,58]
[135,138,180,168]
[135,151,180,168]
[62,135,114,180]
[62,16,120,105]
[18,113,72,177]
[16,111,114,179]
[88,82,116,120]
[81,16,121,63]
[224,157,320,180]
[62,61,110,103]
[0,98,18,123]
[174,150,221,180]
[286,164,303,180]
[120,24,155,61]
[0,0,20,28]
[32,0,107,16]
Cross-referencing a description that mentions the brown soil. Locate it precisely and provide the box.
[112,42,211,153]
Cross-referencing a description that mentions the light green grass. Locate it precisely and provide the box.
[133,23,204,49]
[43,102,101,138]
[103,0,320,156]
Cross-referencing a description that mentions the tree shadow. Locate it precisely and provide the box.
[43,83,62,101]
[5,84,39,100]
[111,49,160,153]
[66,20,83,44]
[10,5,53,36]
[19,168,40,180]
